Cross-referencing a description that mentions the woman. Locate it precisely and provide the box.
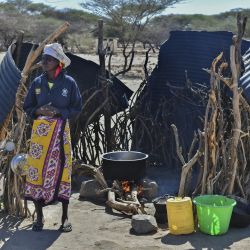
[23,43,82,232]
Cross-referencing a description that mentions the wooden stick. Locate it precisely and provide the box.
[178,134,204,197]
[227,44,241,194]
[106,190,138,214]
[171,124,186,165]
[201,98,210,194]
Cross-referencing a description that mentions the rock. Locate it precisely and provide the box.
[131,214,158,234]
[79,179,105,199]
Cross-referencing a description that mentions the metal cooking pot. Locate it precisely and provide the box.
[11,154,28,176]
[102,151,148,181]
[152,194,173,224]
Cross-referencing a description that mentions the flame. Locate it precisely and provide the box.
[122,181,131,193]
[121,181,143,196]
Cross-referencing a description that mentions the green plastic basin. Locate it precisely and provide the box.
[193,195,236,235]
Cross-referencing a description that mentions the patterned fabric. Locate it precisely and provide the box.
[25,116,72,205]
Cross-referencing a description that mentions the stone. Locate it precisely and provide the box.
[79,179,105,199]
[131,214,158,234]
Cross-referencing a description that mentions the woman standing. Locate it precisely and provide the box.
[23,43,82,232]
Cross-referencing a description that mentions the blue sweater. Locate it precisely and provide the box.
[23,72,82,120]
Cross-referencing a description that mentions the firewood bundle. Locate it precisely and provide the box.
[175,14,250,198]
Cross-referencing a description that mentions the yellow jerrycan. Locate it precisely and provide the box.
[166,197,194,235]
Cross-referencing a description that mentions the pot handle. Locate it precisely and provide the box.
[163,194,175,199]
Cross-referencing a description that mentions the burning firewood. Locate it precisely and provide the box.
[74,163,146,214]
[106,180,147,215]
[106,190,138,215]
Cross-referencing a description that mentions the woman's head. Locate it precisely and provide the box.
[42,43,71,77]
[41,54,59,73]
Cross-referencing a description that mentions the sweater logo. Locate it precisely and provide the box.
[62,88,68,97]
[35,88,41,95]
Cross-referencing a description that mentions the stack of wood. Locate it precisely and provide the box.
[175,14,250,198]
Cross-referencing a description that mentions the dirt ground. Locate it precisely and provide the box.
[1,193,250,250]
[1,167,250,250]
[1,52,250,249]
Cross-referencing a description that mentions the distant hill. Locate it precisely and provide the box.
[142,9,250,47]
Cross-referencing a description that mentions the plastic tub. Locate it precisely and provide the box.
[193,195,236,235]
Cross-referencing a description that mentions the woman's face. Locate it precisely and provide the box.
[41,54,59,72]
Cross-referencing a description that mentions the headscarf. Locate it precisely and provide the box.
[43,43,71,68]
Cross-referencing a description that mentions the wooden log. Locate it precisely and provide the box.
[227,44,241,194]
[178,137,204,197]
[73,162,108,189]
[97,19,112,152]
[172,124,204,197]
[203,68,250,114]
[227,13,246,194]
[106,190,138,214]
[131,187,140,206]
[171,124,186,165]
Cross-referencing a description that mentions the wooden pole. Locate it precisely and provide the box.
[98,19,112,152]
[227,14,246,194]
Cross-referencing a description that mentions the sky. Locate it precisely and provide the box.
[28,0,250,15]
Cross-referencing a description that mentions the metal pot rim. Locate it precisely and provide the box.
[101,150,148,161]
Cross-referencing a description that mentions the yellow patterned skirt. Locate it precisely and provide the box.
[25,116,72,206]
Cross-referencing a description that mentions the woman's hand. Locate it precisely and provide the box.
[35,105,60,117]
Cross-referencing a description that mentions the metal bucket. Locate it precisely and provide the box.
[102,151,148,181]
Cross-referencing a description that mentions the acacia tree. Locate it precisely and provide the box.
[81,0,184,75]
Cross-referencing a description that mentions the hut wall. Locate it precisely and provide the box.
[135,31,250,168]
[0,44,21,125]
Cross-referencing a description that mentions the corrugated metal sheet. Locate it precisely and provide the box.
[150,31,250,100]
[240,48,250,102]
[136,31,250,166]
[0,44,21,125]
[150,31,250,154]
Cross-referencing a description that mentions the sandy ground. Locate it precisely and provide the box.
[1,167,250,250]
[1,192,250,250]
[1,52,250,249]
